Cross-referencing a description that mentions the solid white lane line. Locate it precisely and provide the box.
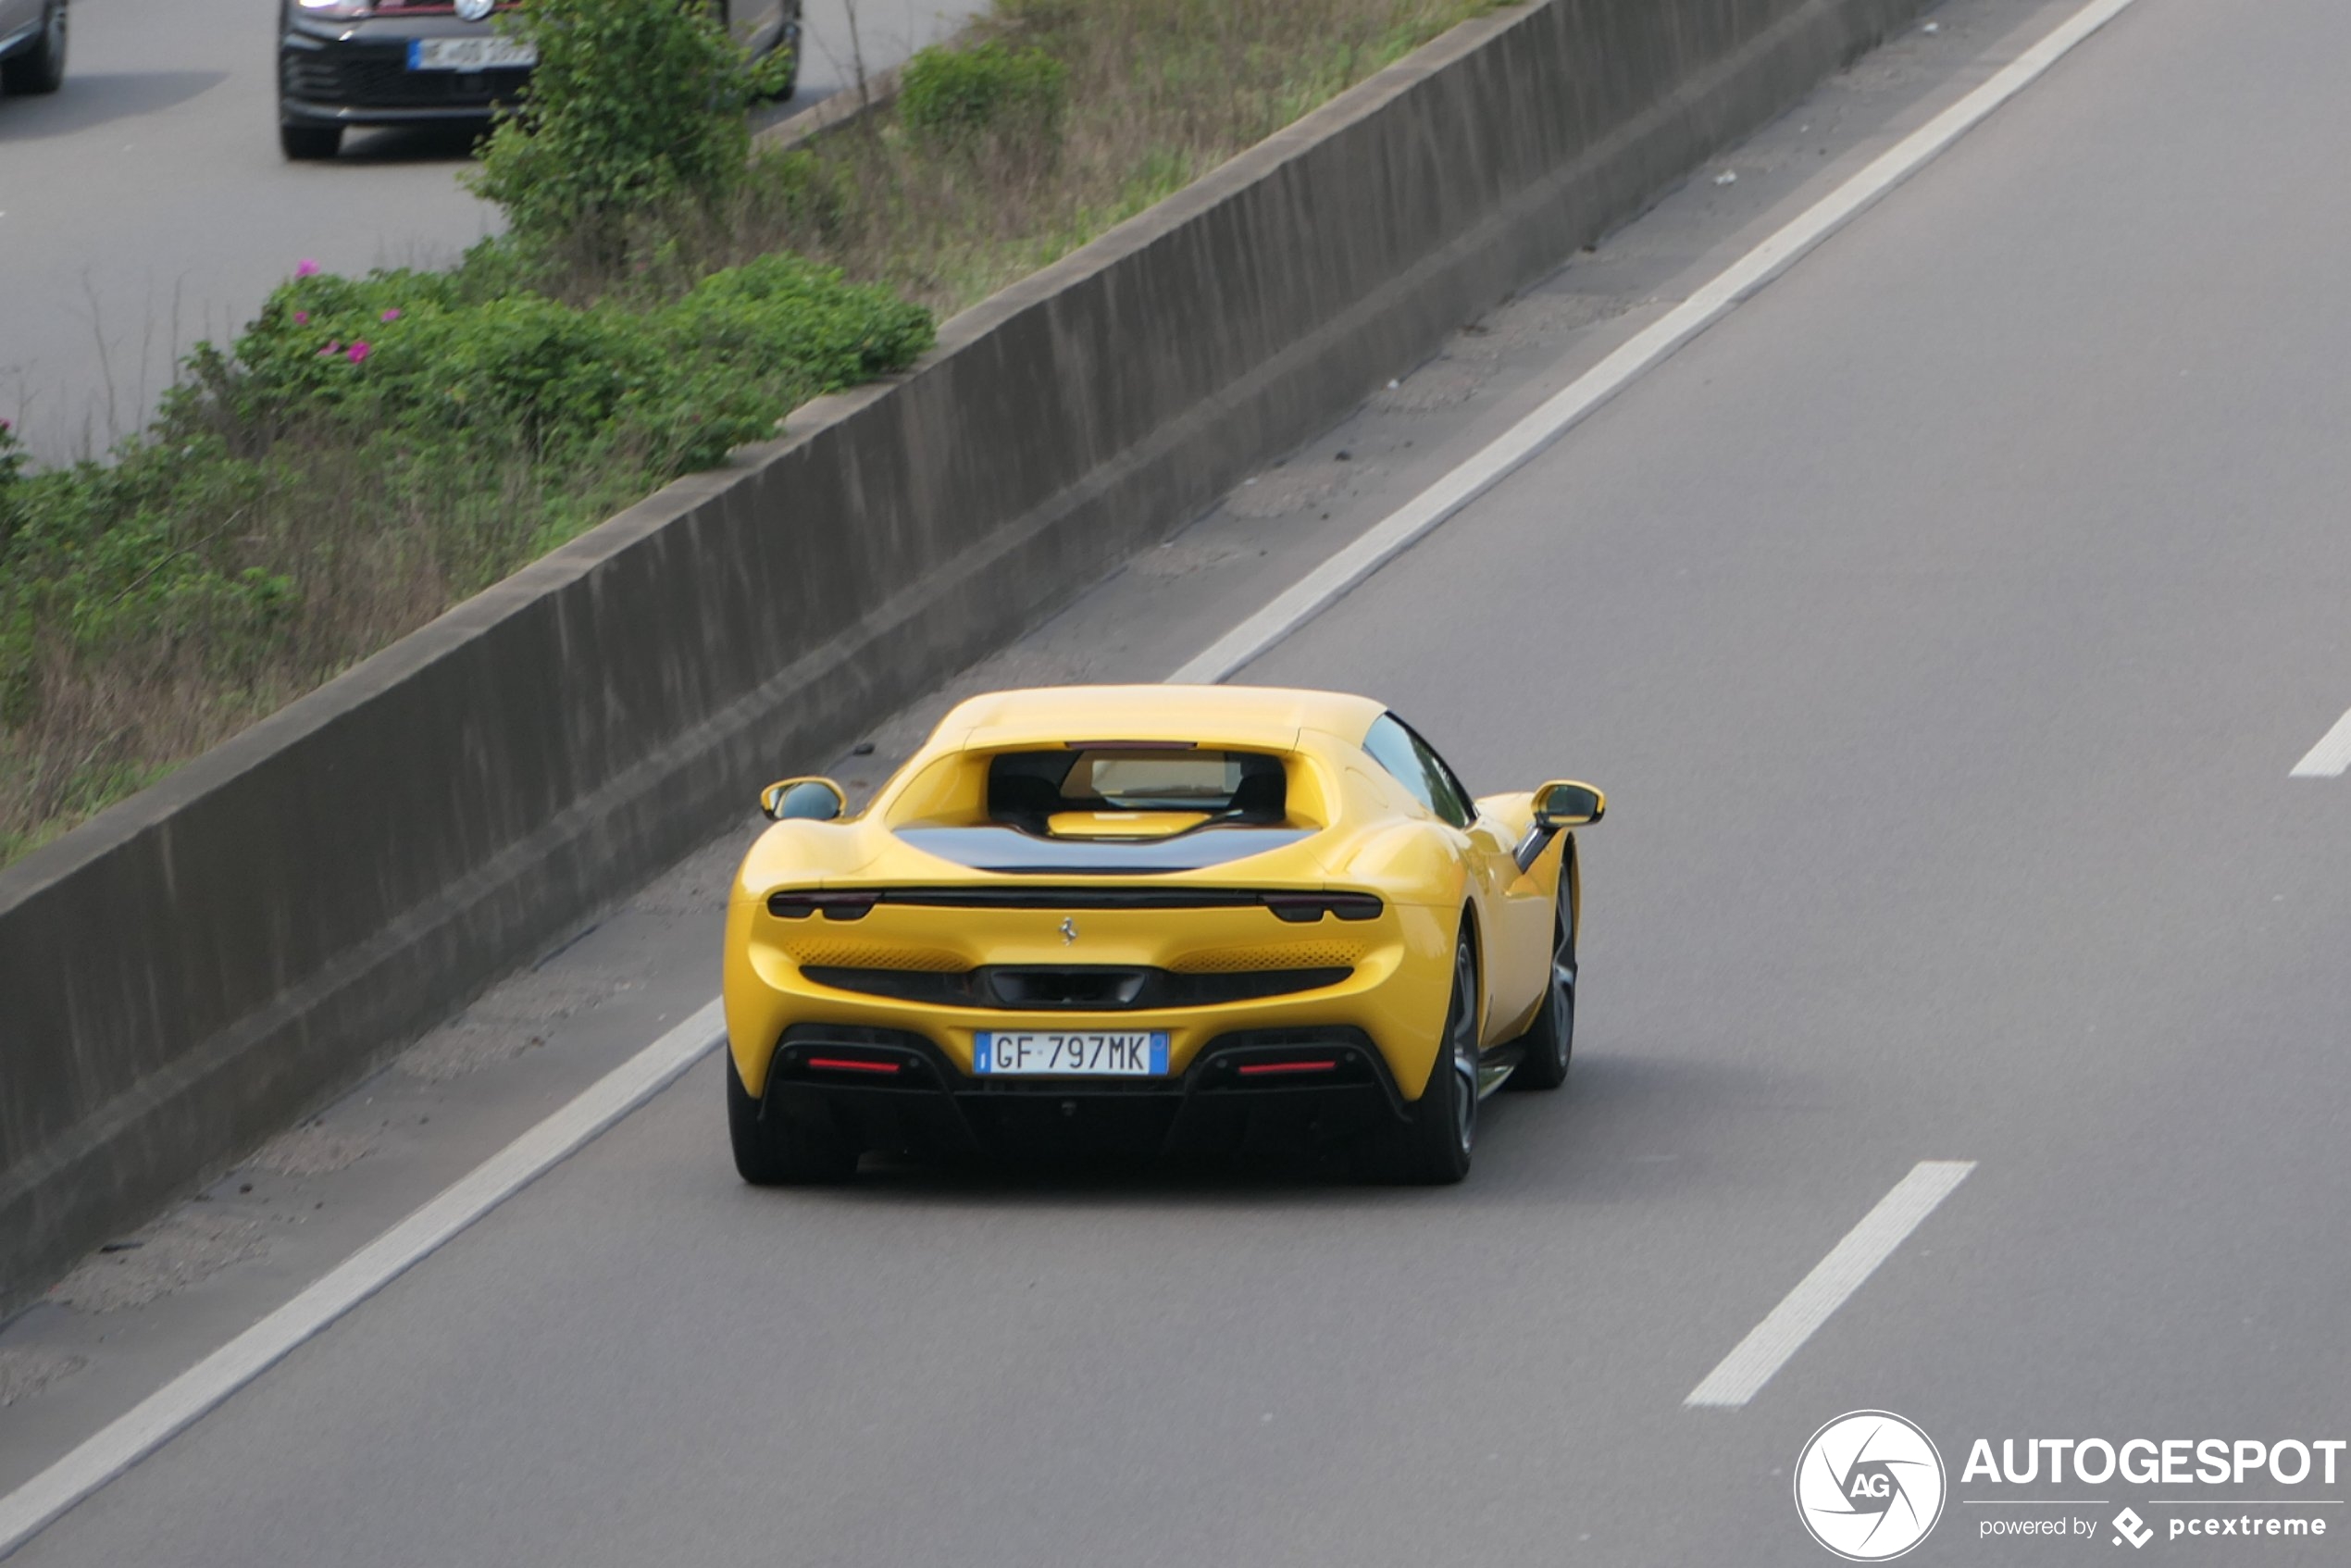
[2289,708,2351,778]
[1685,1160,1974,1409]
[0,1002,727,1561]
[1169,0,2147,685]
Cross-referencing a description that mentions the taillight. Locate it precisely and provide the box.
[1262,892,1383,923]
[766,890,878,921]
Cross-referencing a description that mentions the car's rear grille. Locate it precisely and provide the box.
[800,964,1351,1010]
[282,48,529,108]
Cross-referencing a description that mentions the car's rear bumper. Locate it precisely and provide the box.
[724,890,1465,1116]
[757,1025,1412,1161]
[280,16,524,125]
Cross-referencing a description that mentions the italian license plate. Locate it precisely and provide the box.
[975,1031,1169,1076]
[408,36,536,70]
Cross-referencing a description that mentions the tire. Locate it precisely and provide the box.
[1367,928,1478,1185]
[1505,864,1576,1092]
[727,1050,859,1184]
[769,38,800,100]
[1,0,67,94]
[279,121,342,160]
[756,14,800,101]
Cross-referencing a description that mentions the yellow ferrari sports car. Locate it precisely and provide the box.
[722,685,1604,1185]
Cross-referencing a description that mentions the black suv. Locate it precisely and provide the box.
[277,0,799,161]
[0,0,66,96]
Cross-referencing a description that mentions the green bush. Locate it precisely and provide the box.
[0,249,933,860]
[900,42,1068,153]
[466,0,787,259]
[181,250,932,471]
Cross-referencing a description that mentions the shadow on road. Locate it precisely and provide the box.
[0,69,228,141]
[752,1048,1810,1213]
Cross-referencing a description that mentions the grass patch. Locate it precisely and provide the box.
[1,0,1504,866]
[703,0,1506,315]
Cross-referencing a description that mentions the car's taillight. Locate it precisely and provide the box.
[1262,892,1383,923]
[295,0,374,18]
[766,890,878,921]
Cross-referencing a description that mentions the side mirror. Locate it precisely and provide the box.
[1533,779,1605,828]
[760,777,847,822]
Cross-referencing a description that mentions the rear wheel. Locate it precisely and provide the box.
[1367,929,1477,1185]
[767,37,800,100]
[1505,865,1575,1091]
[1,0,67,93]
[755,9,800,101]
[728,1050,858,1184]
[279,121,342,160]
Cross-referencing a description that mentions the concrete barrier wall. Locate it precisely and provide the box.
[0,0,1921,1306]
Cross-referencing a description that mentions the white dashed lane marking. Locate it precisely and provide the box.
[1685,1161,1976,1410]
[2289,709,2351,778]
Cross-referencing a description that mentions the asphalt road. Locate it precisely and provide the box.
[0,0,977,463]
[7,0,2351,1562]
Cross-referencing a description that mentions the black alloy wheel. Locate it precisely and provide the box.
[1,0,67,93]
[1505,863,1576,1091]
[1369,927,1478,1185]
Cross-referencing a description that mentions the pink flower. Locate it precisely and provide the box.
[346,341,370,364]
[319,340,342,357]
[379,308,402,323]
[292,311,310,326]
[295,259,320,278]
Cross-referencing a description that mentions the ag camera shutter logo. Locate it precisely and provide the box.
[1796,1411,1947,1561]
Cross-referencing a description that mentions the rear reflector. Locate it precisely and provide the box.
[1235,1059,1339,1076]
[805,1056,902,1075]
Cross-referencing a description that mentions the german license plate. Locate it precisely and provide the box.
[408,36,536,70]
[975,1031,1169,1076]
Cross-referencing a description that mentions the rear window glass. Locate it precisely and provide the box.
[988,749,1286,821]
